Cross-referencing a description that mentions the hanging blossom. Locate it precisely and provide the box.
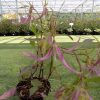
[0,87,16,100]
[24,36,81,75]
[69,87,93,100]
[54,86,66,100]
[20,4,34,24]
[35,4,48,20]
[54,84,93,100]
[20,3,48,24]
[86,57,100,76]
[62,38,80,53]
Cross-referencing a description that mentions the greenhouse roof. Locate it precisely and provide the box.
[0,0,100,15]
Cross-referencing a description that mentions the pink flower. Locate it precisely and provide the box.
[24,37,81,75]
[55,85,93,100]
[70,87,93,100]
[20,4,34,24]
[87,58,100,76]
[0,87,16,100]
[55,86,65,100]
[88,65,100,76]
[20,4,48,24]
[40,6,48,17]
[20,16,31,24]
[62,38,80,53]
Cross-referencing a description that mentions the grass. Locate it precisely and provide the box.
[0,43,100,100]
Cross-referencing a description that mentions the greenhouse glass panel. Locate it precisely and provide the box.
[0,0,100,19]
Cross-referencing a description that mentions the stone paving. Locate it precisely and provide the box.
[0,35,100,44]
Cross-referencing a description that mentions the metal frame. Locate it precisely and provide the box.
[0,0,100,20]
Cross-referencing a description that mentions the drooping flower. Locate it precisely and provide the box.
[20,3,48,24]
[70,87,93,100]
[37,5,48,19]
[24,36,81,75]
[86,58,100,76]
[62,38,80,53]
[54,86,65,100]
[20,4,34,24]
[0,87,16,100]
[55,84,93,100]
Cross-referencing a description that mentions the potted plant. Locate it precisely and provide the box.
[0,2,100,100]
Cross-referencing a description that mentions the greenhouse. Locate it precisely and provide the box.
[0,0,100,100]
[0,0,100,36]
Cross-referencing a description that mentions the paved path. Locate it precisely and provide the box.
[0,35,100,44]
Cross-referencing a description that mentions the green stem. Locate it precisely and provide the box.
[38,46,44,78]
[33,8,44,38]
[73,51,82,72]
[48,55,54,79]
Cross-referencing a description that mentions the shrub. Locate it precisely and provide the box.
[17,24,30,36]
[0,19,18,36]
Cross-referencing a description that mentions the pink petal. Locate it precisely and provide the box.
[23,52,37,59]
[71,89,80,100]
[62,38,80,53]
[20,16,31,24]
[25,16,31,23]
[42,6,48,15]
[38,48,52,61]
[89,96,93,100]
[40,6,48,17]
[71,88,93,100]
[34,6,48,20]
[55,87,65,99]
[20,17,27,23]
[47,35,53,45]
[87,58,100,76]
[23,48,52,62]
[55,45,80,75]
[85,90,93,100]
[93,67,100,76]
[94,58,100,66]
[88,66,100,76]
[0,87,16,100]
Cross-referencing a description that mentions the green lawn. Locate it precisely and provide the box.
[0,43,100,100]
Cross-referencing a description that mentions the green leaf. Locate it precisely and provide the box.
[85,77,100,83]
[19,66,32,79]
[35,31,41,38]
[30,40,36,47]
[80,39,94,48]
[79,39,99,49]
[30,24,37,34]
